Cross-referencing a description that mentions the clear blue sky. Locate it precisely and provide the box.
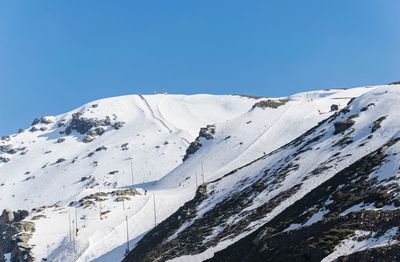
[0,1,399,135]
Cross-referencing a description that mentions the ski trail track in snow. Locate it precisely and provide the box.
[207,102,294,181]
[138,95,173,133]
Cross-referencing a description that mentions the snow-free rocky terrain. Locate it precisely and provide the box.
[1,84,400,262]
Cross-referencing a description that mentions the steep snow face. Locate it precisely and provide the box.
[157,87,375,189]
[124,85,400,262]
[0,87,377,262]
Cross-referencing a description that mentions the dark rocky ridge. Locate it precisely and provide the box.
[210,137,400,262]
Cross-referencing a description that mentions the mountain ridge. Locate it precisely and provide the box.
[3,85,397,261]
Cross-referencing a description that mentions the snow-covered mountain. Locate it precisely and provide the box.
[2,84,399,262]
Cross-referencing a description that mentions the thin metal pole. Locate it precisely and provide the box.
[125,215,130,252]
[98,187,102,220]
[75,205,78,237]
[72,220,76,252]
[130,159,134,186]
[153,194,157,227]
[68,208,72,242]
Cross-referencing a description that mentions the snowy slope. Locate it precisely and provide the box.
[0,86,379,262]
[124,85,400,262]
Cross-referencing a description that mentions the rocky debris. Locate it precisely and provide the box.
[360,103,375,112]
[80,176,91,182]
[0,209,15,224]
[31,215,46,221]
[0,145,26,155]
[96,146,107,152]
[0,209,34,262]
[1,136,10,141]
[87,127,106,137]
[251,99,289,110]
[55,158,66,164]
[371,116,387,133]
[389,80,400,85]
[121,143,129,150]
[29,126,38,132]
[87,146,107,157]
[115,196,131,202]
[330,104,339,111]
[183,125,216,161]
[56,138,65,143]
[113,121,125,130]
[111,189,139,197]
[65,112,106,135]
[31,116,54,126]
[333,119,355,135]
[83,135,95,143]
[0,144,12,153]
[0,156,10,163]
[108,170,119,175]
[76,189,140,208]
[23,176,36,182]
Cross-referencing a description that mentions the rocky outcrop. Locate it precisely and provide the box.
[0,209,34,262]
[31,116,54,126]
[251,99,289,110]
[64,112,125,143]
[183,125,216,161]
[65,112,111,135]
[333,119,355,134]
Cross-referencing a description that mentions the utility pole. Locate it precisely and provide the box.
[98,187,102,220]
[153,194,157,227]
[125,215,130,254]
[68,208,72,242]
[195,171,198,188]
[75,205,78,237]
[72,219,76,253]
[130,158,134,186]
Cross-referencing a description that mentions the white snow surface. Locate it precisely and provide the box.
[0,86,387,261]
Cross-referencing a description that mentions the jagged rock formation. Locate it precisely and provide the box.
[182,125,216,161]
[0,209,34,262]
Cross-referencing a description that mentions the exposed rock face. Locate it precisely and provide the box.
[0,209,34,262]
[333,119,355,134]
[251,99,289,110]
[0,145,26,155]
[63,112,124,143]
[83,135,95,143]
[65,112,111,135]
[330,104,339,111]
[0,156,10,163]
[113,121,125,130]
[1,136,11,141]
[209,138,400,262]
[0,209,14,224]
[182,125,216,161]
[31,116,54,126]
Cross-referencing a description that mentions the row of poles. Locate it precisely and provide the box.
[66,158,205,257]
